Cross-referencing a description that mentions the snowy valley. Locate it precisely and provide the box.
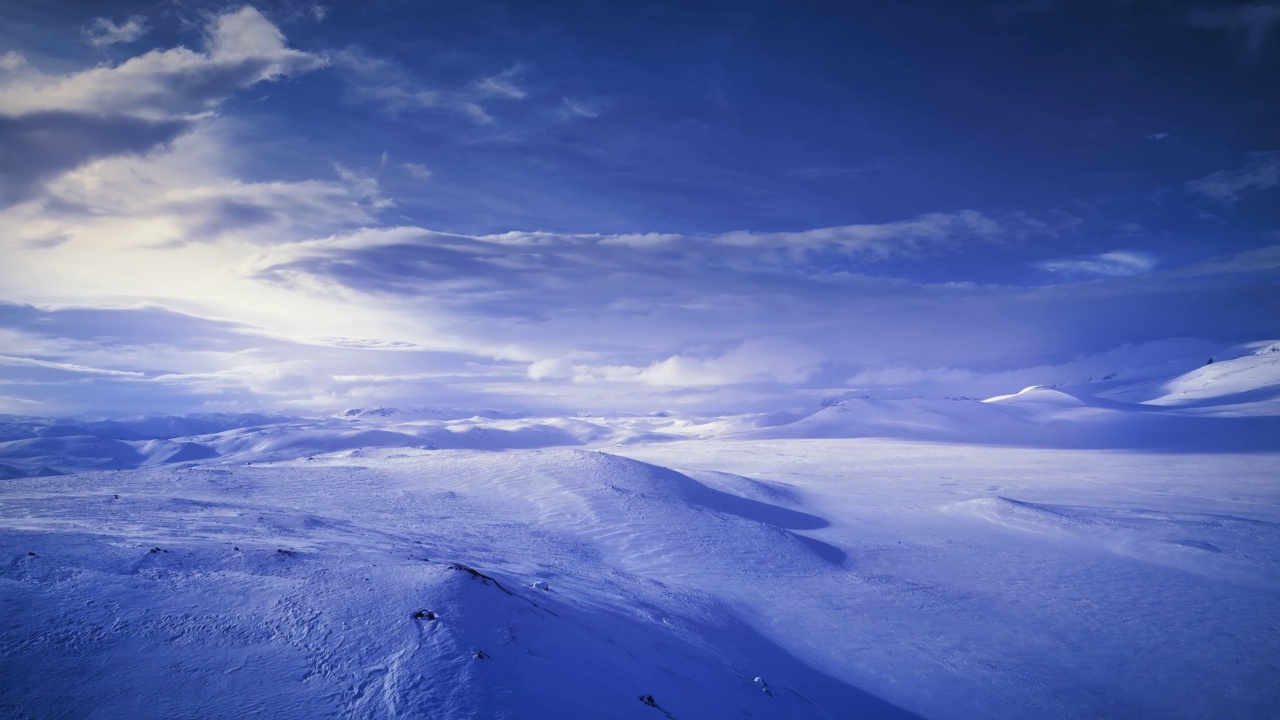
[2,342,1279,719]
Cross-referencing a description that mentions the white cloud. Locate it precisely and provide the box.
[0,13,335,212]
[711,210,1009,259]
[561,96,605,119]
[0,52,29,72]
[0,353,146,377]
[561,338,826,388]
[333,51,525,125]
[205,7,304,65]
[334,164,395,210]
[473,67,527,99]
[82,16,148,48]
[1,16,1275,416]
[1185,152,1280,205]
[331,48,441,113]
[28,124,376,237]
[0,7,324,120]
[4,202,1278,414]
[1037,251,1156,277]
[403,162,433,181]
[527,357,574,380]
[465,210,1013,262]
[0,123,394,356]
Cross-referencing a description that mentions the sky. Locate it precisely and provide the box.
[0,0,1278,417]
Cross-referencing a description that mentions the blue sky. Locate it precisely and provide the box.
[0,0,1278,416]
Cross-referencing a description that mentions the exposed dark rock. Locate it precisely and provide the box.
[447,563,513,595]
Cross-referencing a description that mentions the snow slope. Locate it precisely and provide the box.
[2,341,1279,718]
[1103,340,1280,413]
[615,439,1280,719]
[0,414,613,476]
[3,443,1278,719]
[739,343,1280,449]
[1,449,917,719]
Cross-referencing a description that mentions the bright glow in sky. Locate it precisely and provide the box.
[1,1,1278,416]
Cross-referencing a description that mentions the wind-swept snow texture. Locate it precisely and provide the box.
[615,440,1280,719]
[2,342,1279,718]
[2,450,917,720]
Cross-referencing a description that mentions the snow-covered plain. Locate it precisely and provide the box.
[2,343,1279,718]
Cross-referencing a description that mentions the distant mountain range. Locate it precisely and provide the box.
[2,341,1277,476]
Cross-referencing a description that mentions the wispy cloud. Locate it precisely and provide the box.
[536,338,826,388]
[474,210,1022,260]
[1185,152,1280,205]
[0,7,323,120]
[2,5,1277,416]
[0,7,325,207]
[333,51,527,125]
[1165,244,1280,279]
[331,48,440,112]
[708,210,1013,259]
[4,219,1277,414]
[245,211,1025,322]
[473,66,527,99]
[35,123,375,236]
[0,302,493,415]
[334,164,395,210]
[0,353,146,378]
[1186,3,1280,61]
[1037,250,1156,277]
[82,16,148,48]
[784,165,886,180]
[560,96,605,119]
[0,52,26,72]
[403,163,433,181]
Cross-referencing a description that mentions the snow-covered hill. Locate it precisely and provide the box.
[2,341,1277,477]
[4,442,1278,718]
[2,342,1278,717]
[1,449,919,719]
[1103,340,1280,412]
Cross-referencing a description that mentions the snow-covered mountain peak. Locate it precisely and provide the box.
[982,385,1086,405]
[1103,339,1280,410]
